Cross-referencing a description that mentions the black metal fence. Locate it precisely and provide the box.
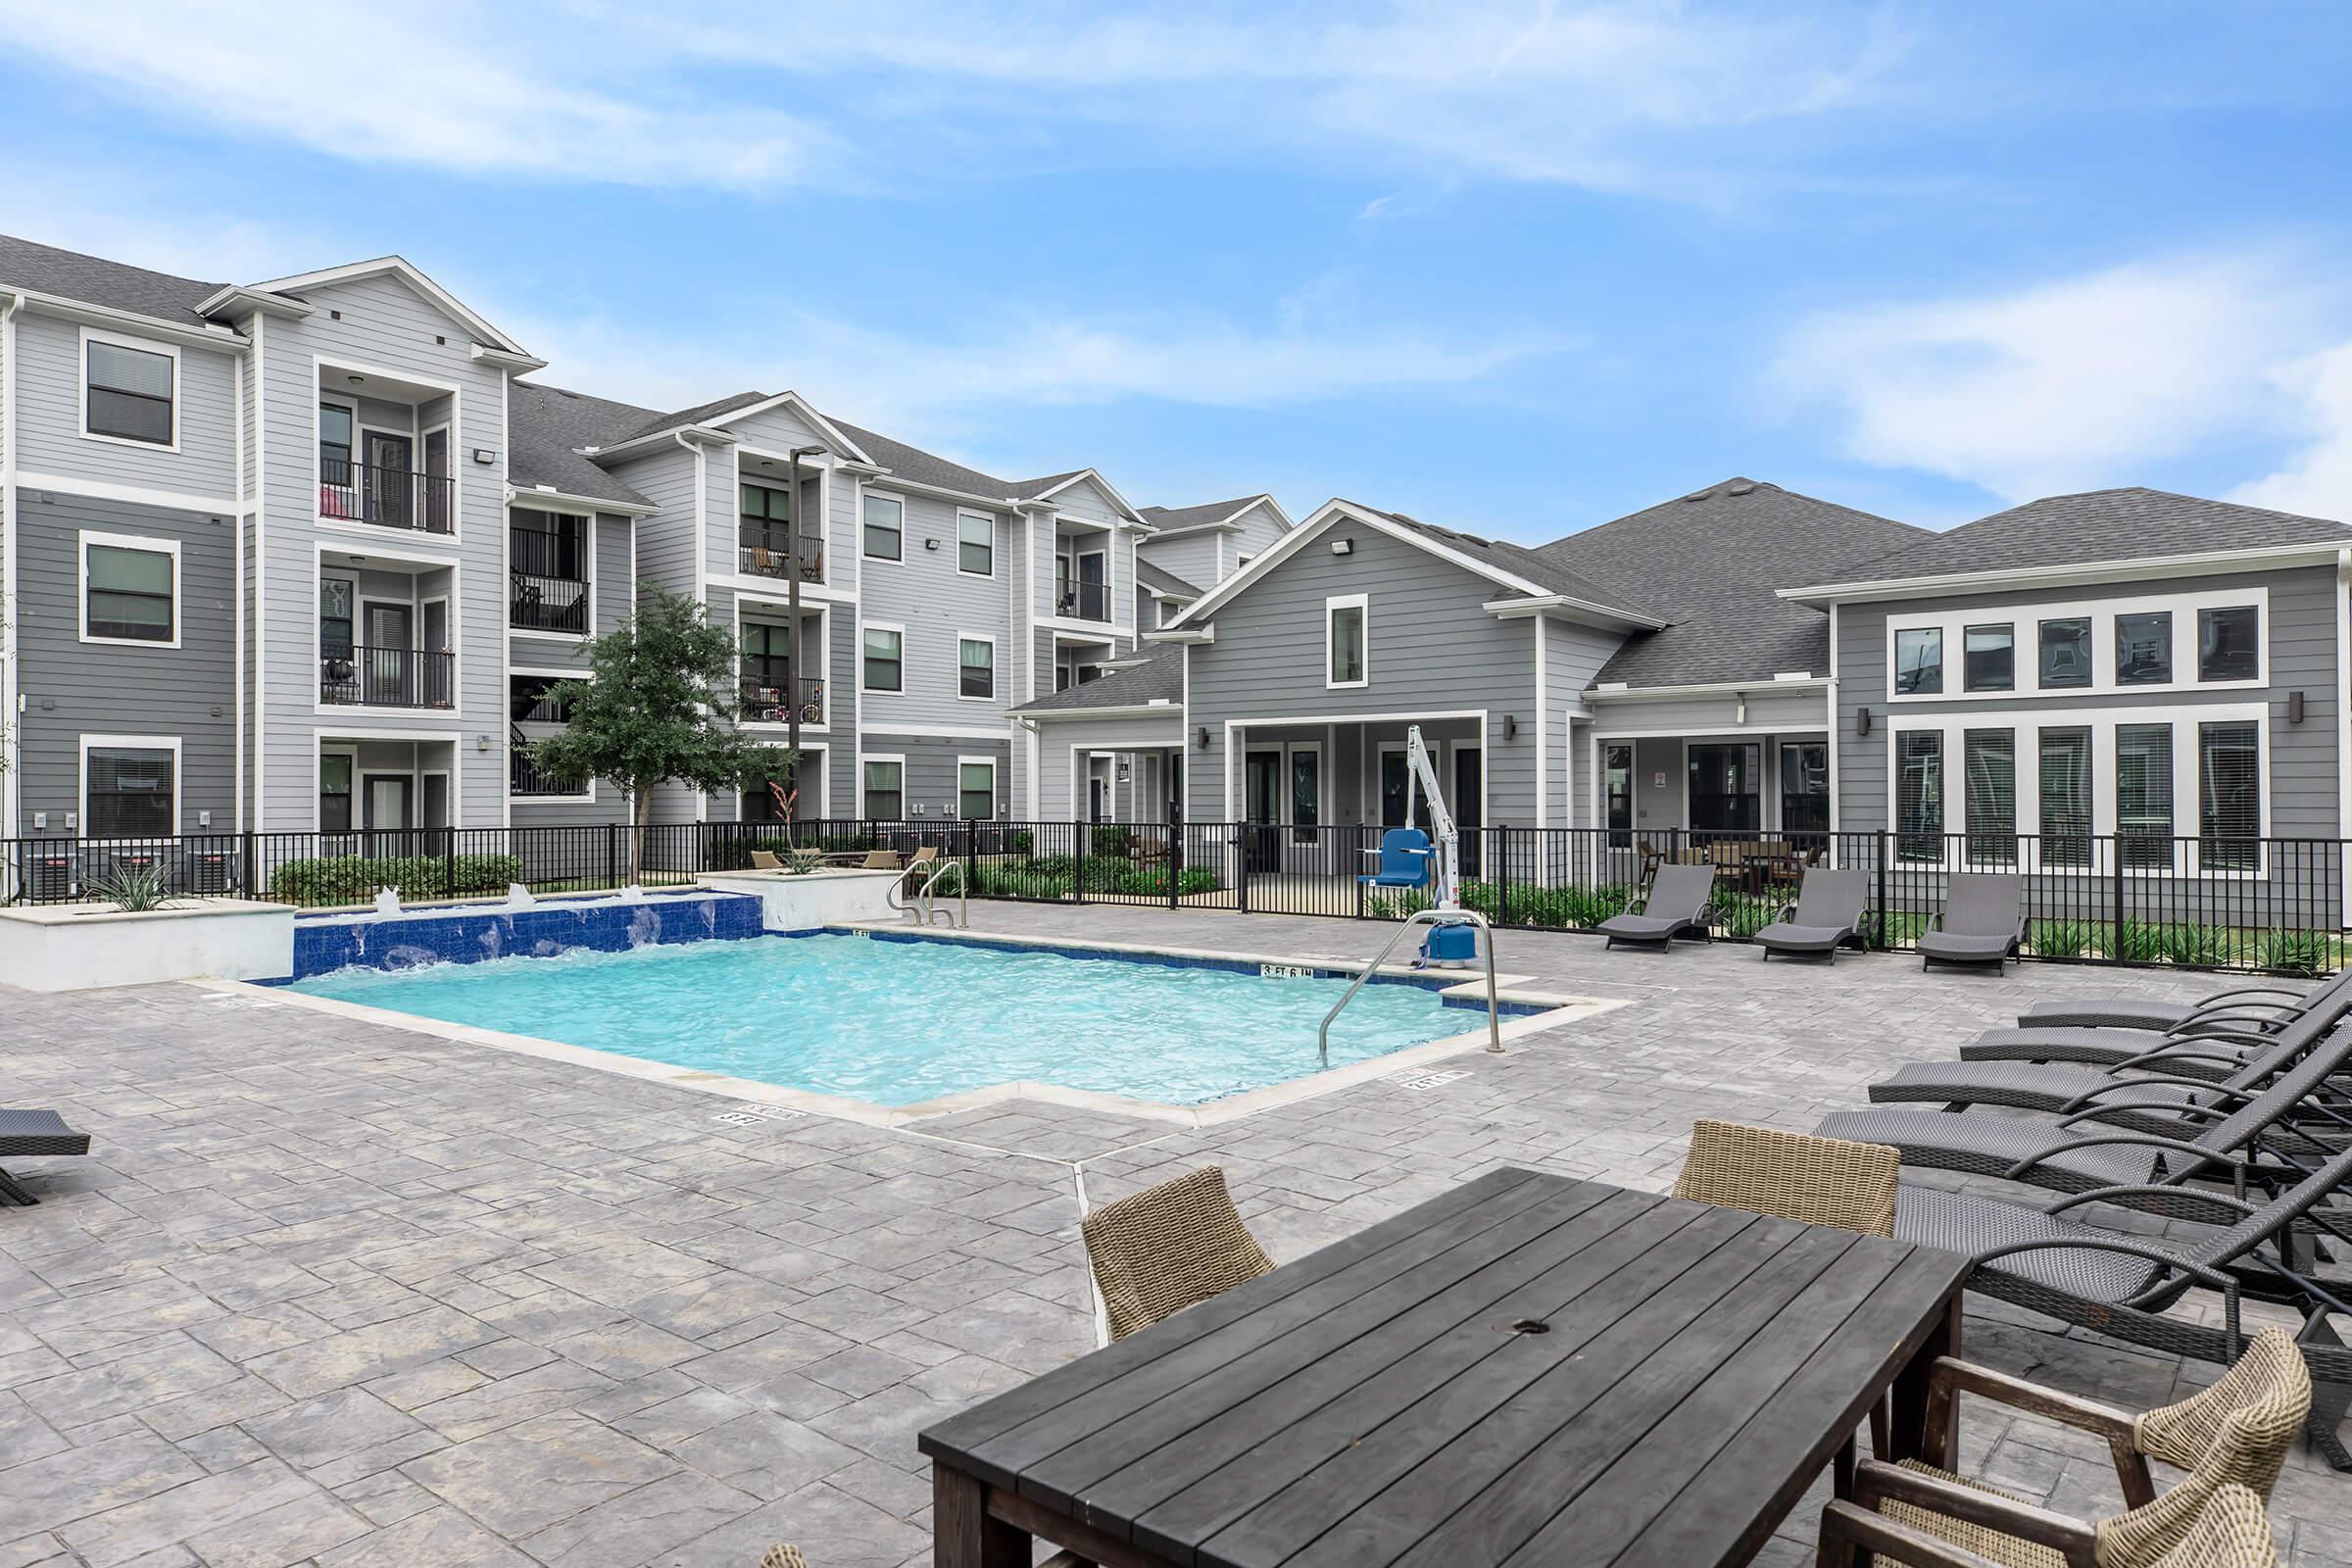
[7,818,2346,974]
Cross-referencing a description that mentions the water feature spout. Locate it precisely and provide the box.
[502,883,536,910]
[617,884,645,904]
[372,888,403,917]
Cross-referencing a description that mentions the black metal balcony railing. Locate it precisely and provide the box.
[1057,579,1110,620]
[321,458,455,534]
[738,676,824,725]
[320,645,455,708]
[510,573,589,633]
[738,529,824,582]
[509,732,585,797]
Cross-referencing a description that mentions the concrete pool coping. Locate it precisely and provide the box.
[211,924,1626,1130]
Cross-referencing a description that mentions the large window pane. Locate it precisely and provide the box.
[2117,722,2175,867]
[862,760,903,818]
[957,513,993,575]
[86,340,173,445]
[2115,611,2173,685]
[85,542,173,641]
[1328,602,1365,684]
[1688,743,1761,834]
[1893,627,1942,695]
[1290,750,1320,843]
[1894,731,1943,859]
[957,638,994,699]
[2036,727,2092,867]
[959,762,996,820]
[863,494,903,560]
[319,754,353,833]
[2197,605,2260,682]
[1963,729,2017,861]
[2198,721,2259,870]
[861,627,902,692]
[86,746,173,837]
[2037,617,2091,689]
[1962,624,2014,692]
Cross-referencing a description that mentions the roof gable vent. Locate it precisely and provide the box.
[1725,479,1758,496]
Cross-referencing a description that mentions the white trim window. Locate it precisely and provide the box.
[1325,592,1368,688]
[82,735,181,838]
[861,624,904,693]
[957,757,998,820]
[80,328,178,450]
[957,634,996,701]
[956,510,995,577]
[1888,587,2267,703]
[860,755,906,818]
[862,491,904,561]
[80,531,180,647]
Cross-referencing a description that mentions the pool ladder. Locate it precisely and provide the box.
[1317,907,1502,1067]
[892,858,969,928]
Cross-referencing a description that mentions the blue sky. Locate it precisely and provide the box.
[5,1,2350,540]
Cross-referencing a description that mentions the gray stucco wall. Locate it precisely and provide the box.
[15,492,238,835]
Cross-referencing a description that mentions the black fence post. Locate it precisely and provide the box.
[241,831,259,901]
[1073,819,1087,906]
[606,823,619,890]
[966,822,980,902]
[1167,819,1182,910]
[1875,830,1889,948]
[1237,824,1250,913]
[2111,838,2127,956]
[444,832,458,901]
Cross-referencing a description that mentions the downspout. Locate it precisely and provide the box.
[2337,550,2351,929]
[0,291,20,838]
[1826,602,1841,842]
[232,347,247,833]
[783,445,825,817]
[677,430,708,824]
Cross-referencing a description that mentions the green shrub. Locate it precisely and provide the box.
[1175,865,1220,897]
[267,853,522,906]
[1088,824,1134,857]
[2105,920,2166,963]
[2257,929,2332,976]
[1010,829,1034,854]
[90,860,176,912]
[1712,892,1779,940]
[1368,887,1436,919]
[969,861,1073,900]
[1867,911,1929,951]
[2159,924,2236,968]
[2028,919,2098,959]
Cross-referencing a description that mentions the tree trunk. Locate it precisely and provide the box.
[630,784,653,885]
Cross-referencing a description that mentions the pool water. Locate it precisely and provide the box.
[287,932,1508,1106]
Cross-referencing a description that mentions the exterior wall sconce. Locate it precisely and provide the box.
[476,735,492,753]
[1503,714,1518,740]
[924,538,940,551]
[1197,726,1210,750]
[1735,697,1748,725]
[1330,538,1353,556]
[1855,707,1873,736]
[2288,690,2306,724]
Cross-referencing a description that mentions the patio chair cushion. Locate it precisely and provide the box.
[1751,920,1850,955]
[1594,912,1691,941]
[1817,1107,2170,1191]
[1918,929,2018,963]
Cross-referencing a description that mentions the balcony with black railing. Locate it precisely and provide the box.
[320,645,456,709]
[509,732,586,797]
[738,526,825,583]
[738,675,825,726]
[321,458,455,534]
[1055,577,1111,621]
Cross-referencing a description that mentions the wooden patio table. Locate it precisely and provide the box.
[920,1167,1969,1568]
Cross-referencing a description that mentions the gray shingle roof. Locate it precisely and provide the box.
[1004,469,1094,502]
[508,382,659,508]
[1834,487,2352,584]
[1138,496,1261,531]
[1013,647,1185,715]
[1540,478,1932,689]
[596,391,772,449]
[0,233,223,325]
[1354,504,1658,621]
[1138,559,1202,599]
[831,421,1022,501]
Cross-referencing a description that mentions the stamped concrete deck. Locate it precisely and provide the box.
[0,905,2344,1567]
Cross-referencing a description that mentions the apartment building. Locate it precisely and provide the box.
[0,233,1293,867]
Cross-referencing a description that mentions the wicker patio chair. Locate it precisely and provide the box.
[1595,862,1717,951]
[749,850,784,870]
[1671,1120,1899,1237]
[2016,968,2352,1035]
[1818,1480,2280,1568]
[1958,968,2352,1078]
[759,1548,807,1568]
[1916,873,2027,971]
[1816,1353,2305,1568]
[1083,1166,1275,1343]
[1750,866,1871,961]
[0,1108,92,1206]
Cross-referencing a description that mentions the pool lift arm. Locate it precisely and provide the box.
[1317,724,1500,1065]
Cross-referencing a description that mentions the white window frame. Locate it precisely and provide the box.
[956,632,998,703]
[955,509,996,579]
[860,489,905,563]
[858,753,907,817]
[1886,701,2269,877]
[1886,586,2269,704]
[78,326,180,452]
[79,733,182,841]
[79,529,183,649]
[860,620,906,694]
[1325,592,1369,689]
[956,755,1000,820]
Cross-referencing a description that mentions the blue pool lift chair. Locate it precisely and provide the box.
[1360,828,1437,891]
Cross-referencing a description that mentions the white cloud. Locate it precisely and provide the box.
[2230,343,2352,521]
[1773,254,2344,502]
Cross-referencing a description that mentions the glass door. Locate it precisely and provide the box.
[1778,742,1830,838]
[1687,743,1761,835]
[1453,746,1482,875]
[1604,743,1633,847]
[1244,750,1282,870]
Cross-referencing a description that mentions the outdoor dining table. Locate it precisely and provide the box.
[919,1166,1971,1568]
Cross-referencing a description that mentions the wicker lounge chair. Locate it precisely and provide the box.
[1672,1119,1899,1236]
[0,1108,91,1206]
[1819,1023,2352,1217]
[749,849,784,870]
[1890,1143,2352,1467]
[1818,1372,2304,1568]
[1596,862,1717,951]
[1750,867,1871,961]
[1916,873,2026,971]
[1961,968,2352,1079]
[2017,970,2352,1034]
[1082,1165,1276,1343]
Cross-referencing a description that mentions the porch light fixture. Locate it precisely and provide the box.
[2289,690,2306,724]
[1197,726,1210,750]
[1735,697,1747,725]
[1855,707,1873,736]
[346,374,365,385]
[1331,538,1353,556]
[925,538,940,551]
[476,735,492,753]
[1503,714,1518,740]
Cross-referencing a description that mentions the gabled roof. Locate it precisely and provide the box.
[1541,478,1931,689]
[507,382,660,509]
[1013,646,1185,715]
[1137,559,1203,600]
[1808,487,2352,592]
[1135,495,1282,533]
[236,256,527,354]
[0,233,223,326]
[1008,466,1148,522]
[832,420,1022,503]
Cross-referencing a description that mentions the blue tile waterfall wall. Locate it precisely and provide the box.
[292,892,764,979]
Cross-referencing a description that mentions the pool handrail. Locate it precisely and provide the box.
[1317,907,1500,1067]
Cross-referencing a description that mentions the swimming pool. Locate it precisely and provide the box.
[286,931,1531,1107]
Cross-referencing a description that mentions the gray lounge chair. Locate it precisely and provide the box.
[2016,970,2351,1033]
[1915,872,2026,970]
[1870,992,2352,1122]
[1818,1021,2352,1218]
[1750,867,1870,960]
[1596,862,1716,951]
[0,1108,91,1206]
[1959,968,2352,1078]
[1892,1143,2352,1468]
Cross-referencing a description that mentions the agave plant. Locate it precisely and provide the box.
[2028,919,2096,959]
[89,860,176,912]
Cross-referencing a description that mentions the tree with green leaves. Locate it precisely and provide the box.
[525,585,795,879]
